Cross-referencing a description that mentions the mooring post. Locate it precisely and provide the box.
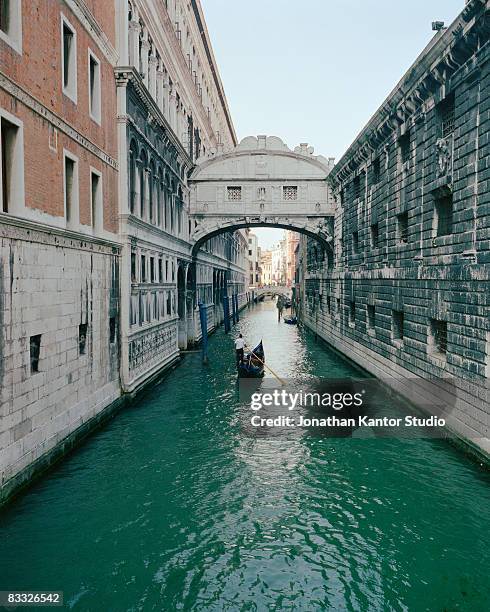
[231,293,237,324]
[198,302,209,364]
[235,293,240,323]
[223,294,230,333]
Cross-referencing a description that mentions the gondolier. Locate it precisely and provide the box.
[235,334,245,365]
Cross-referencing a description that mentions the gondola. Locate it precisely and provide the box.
[237,341,265,378]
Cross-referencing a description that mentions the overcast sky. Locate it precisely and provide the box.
[201,0,464,249]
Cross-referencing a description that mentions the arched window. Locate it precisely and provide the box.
[129,139,138,214]
[157,166,163,227]
[149,160,155,223]
[139,150,147,218]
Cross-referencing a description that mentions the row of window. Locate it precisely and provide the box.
[227,186,298,202]
[131,252,176,284]
[29,319,116,374]
[0,113,103,229]
[130,289,175,327]
[313,296,448,359]
[348,192,454,256]
[61,12,102,121]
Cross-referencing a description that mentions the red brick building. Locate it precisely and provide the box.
[0,1,121,501]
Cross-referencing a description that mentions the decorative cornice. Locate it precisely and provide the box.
[0,212,121,253]
[0,73,118,169]
[116,66,193,169]
[330,0,489,184]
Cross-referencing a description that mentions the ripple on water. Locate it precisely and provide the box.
[0,302,489,611]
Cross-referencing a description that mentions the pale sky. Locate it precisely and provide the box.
[201,0,464,249]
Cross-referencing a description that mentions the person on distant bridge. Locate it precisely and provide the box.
[235,333,245,365]
[276,295,284,322]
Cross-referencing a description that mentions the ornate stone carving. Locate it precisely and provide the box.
[435,137,452,176]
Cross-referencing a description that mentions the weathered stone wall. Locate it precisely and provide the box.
[299,0,490,456]
[0,218,121,497]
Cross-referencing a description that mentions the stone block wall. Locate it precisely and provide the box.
[299,1,490,456]
[0,219,121,496]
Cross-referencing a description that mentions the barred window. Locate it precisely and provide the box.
[227,186,241,201]
[392,310,404,341]
[429,319,448,356]
[399,132,411,164]
[370,223,379,249]
[439,94,455,138]
[283,186,298,200]
[434,193,453,237]
[396,212,409,244]
[367,305,375,331]
[353,175,360,200]
[372,157,380,184]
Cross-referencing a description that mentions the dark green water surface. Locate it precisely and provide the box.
[1,302,489,611]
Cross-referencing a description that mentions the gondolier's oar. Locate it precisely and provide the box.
[244,345,286,386]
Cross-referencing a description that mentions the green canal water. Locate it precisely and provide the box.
[1,301,489,611]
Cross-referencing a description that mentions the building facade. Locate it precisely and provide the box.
[299,0,490,455]
[115,0,247,392]
[247,231,261,288]
[0,0,248,501]
[0,0,120,496]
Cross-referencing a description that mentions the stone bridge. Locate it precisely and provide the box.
[188,136,336,256]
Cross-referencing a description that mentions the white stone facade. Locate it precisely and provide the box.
[0,217,121,495]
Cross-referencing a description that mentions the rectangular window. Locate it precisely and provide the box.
[429,318,448,357]
[349,301,356,326]
[1,116,21,213]
[62,15,77,102]
[131,252,136,282]
[0,0,22,52]
[438,94,455,138]
[88,50,101,123]
[227,186,241,201]
[90,170,102,231]
[392,310,404,342]
[158,259,163,283]
[336,298,341,317]
[396,212,409,244]
[141,255,147,282]
[64,153,78,227]
[367,305,375,332]
[434,193,453,237]
[370,223,379,249]
[353,175,360,200]
[352,231,359,255]
[165,260,169,281]
[109,317,116,344]
[30,334,41,373]
[0,0,10,34]
[326,295,331,314]
[150,257,155,283]
[79,323,88,355]
[398,132,411,165]
[283,186,298,200]
[372,157,380,184]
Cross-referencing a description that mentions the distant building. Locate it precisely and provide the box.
[285,231,300,286]
[247,232,261,288]
[261,250,273,286]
